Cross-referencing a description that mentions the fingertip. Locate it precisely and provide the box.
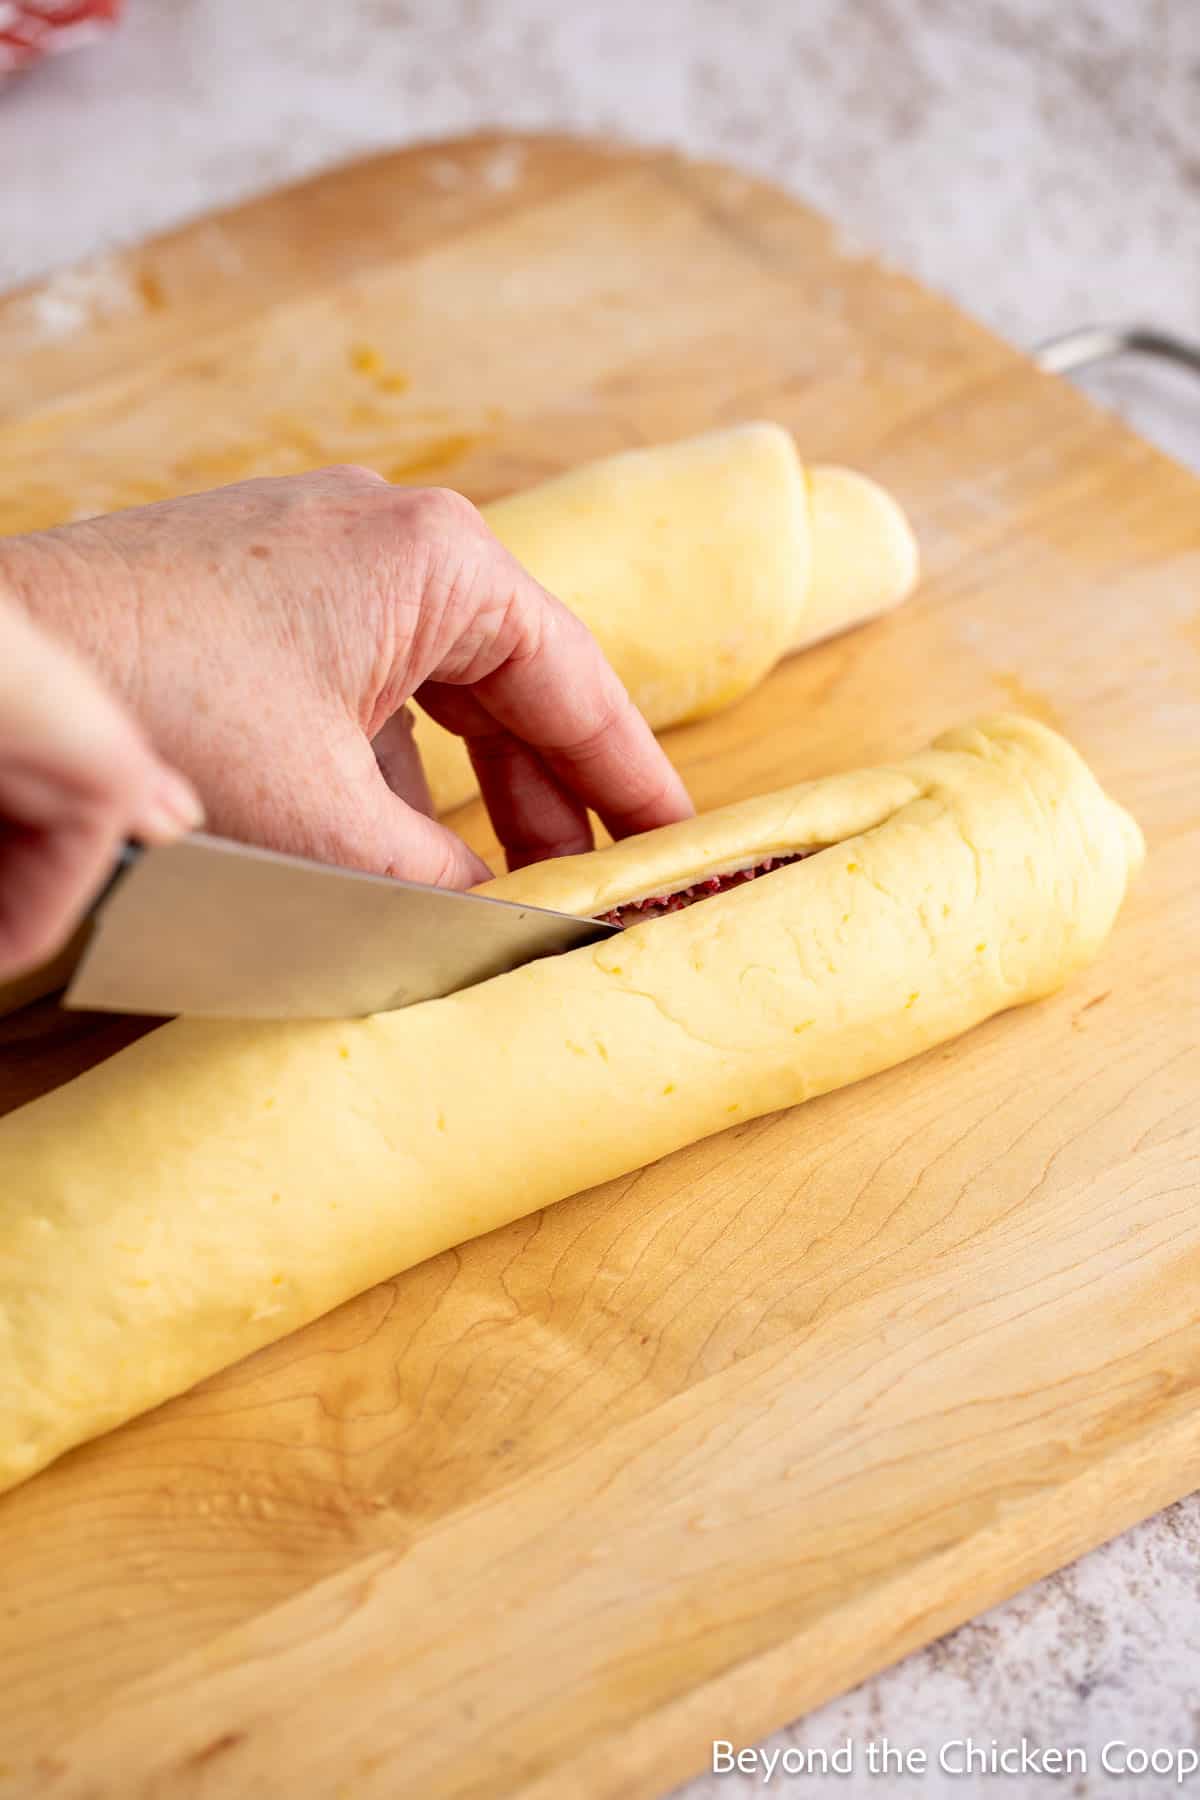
[379,806,493,891]
[645,762,696,825]
[132,767,206,845]
[440,834,494,890]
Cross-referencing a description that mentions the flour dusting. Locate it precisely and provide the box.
[21,255,136,341]
[479,143,526,192]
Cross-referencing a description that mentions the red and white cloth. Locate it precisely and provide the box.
[0,0,122,75]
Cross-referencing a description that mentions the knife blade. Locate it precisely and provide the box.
[63,833,618,1021]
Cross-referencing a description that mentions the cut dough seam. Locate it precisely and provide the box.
[594,851,817,927]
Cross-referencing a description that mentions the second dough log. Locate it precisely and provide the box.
[412,423,918,812]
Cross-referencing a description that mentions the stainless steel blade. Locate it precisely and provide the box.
[64,833,616,1020]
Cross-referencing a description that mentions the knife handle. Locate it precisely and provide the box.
[91,840,143,915]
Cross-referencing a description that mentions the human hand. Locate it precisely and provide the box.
[0,469,693,889]
[0,590,202,979]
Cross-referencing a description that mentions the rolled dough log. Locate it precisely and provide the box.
[0,717,1139,1493]
[416,423,917,812]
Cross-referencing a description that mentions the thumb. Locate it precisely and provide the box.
[370,791,493,889]
[327,737,492,889]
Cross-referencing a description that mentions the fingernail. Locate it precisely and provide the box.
[140,770,205,843]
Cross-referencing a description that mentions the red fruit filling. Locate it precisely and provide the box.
[597,851,813,929]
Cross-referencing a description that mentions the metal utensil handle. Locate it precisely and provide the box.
[91,841,142,915]
[1035,323,1200,380]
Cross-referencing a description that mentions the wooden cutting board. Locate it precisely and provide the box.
[0,133,1197,1800]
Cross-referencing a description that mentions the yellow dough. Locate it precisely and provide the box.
[0,717,1140,1493]
[416,423,918,811]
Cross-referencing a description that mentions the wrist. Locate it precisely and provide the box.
[0,523,143,707]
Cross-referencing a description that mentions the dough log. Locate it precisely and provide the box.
[417,423,918,811]
[0,717,1140,1493]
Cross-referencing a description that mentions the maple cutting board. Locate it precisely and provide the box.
[0,133,1197,1800]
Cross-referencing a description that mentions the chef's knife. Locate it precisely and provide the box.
[64,833,617,1021]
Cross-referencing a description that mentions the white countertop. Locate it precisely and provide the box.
[5,4,1200,1793]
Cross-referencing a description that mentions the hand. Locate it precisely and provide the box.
[0,468,693,889]
[0,591,202,980]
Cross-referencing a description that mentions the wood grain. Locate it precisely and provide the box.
[0,132,1197,1799]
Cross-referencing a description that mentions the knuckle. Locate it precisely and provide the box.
[557,602,601,656]
[404,486,483,534]
[565,698,624,760]
[536,592,600,664]
[459,726,511,769]
[324,462,388,487]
